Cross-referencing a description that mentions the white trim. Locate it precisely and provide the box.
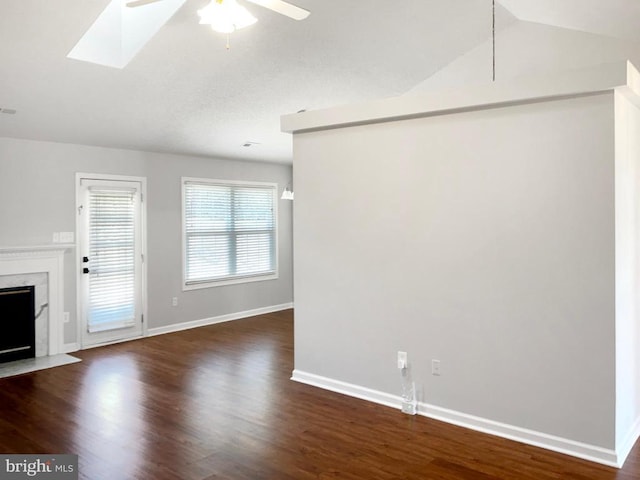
[148,302,293,337]
[75,172,146,183]
[181,177,279,291]
[0,246,74,255]
[0,246,71,356]
[419,403,619,468]
[617,415,640,467]
[183,177,278,188]
[80,334,144,350]
[0,244,75,253]
[62,342,80,354]
[282,61,640,134]
[290,370,622,468]
[183,272,279,291]
[291,370,400,409]
[75,173,148,348]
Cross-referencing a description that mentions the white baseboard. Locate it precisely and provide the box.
[419,402,619,467]
[292,370,400,409]
[62,342,79,353]
[148,302,293,337]
[617,415,640,467]
[291,369,621,468]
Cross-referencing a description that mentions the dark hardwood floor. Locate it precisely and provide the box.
[0,309,638,479]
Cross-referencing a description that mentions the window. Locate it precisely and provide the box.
[182,178,278,289]
[86,186,138,331]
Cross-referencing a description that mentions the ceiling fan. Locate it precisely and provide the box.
[126,0,310,22]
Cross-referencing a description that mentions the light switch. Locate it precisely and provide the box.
[59,232,74,243]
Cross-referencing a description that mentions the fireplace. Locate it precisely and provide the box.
[0,285,36,363]
[0,246,71,357]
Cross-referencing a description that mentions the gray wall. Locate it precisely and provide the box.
[293,92,616,448]
[0,137,293,344]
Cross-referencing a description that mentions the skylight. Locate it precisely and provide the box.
[67,0,186,69]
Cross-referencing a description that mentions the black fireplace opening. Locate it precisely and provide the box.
[0,285,36,364]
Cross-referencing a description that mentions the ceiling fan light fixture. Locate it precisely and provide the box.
[198,0,258,33]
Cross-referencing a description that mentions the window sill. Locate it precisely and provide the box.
[183,272,279,291]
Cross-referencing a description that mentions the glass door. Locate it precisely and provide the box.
[78,177,144,346]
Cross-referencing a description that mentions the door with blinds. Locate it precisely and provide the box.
[78,176,145,347]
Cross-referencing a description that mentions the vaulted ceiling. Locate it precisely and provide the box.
[0,1,639,164]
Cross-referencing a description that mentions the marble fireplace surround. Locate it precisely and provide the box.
[0,245,73,357]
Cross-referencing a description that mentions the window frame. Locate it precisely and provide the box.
[182,177,279,291]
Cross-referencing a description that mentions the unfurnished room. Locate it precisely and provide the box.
[1,1,640,479]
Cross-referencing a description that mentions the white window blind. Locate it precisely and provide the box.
[184,180,277,286]
[87,187,137,332]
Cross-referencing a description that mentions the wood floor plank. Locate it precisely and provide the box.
[0,309,637,479]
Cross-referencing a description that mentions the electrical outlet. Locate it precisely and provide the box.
[52,232,60,243]
[397,351,407,369]
[172,297,178,307]
[63,312,70,324]
[432,359,441,376]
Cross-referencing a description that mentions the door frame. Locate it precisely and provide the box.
[75,172,148,349]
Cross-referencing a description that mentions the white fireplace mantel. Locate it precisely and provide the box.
[0,244,74,356]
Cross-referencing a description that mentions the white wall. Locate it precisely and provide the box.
[292,92,616,449]
[614,91,640,454]
[408,21,640,94]
[0,137,293,345]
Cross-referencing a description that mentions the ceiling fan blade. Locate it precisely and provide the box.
[245,0,310,20]
[126,0,164,7]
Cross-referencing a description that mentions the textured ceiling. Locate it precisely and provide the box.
[0,1,638,164]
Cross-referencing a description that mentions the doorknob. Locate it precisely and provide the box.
[83,268,90,274]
